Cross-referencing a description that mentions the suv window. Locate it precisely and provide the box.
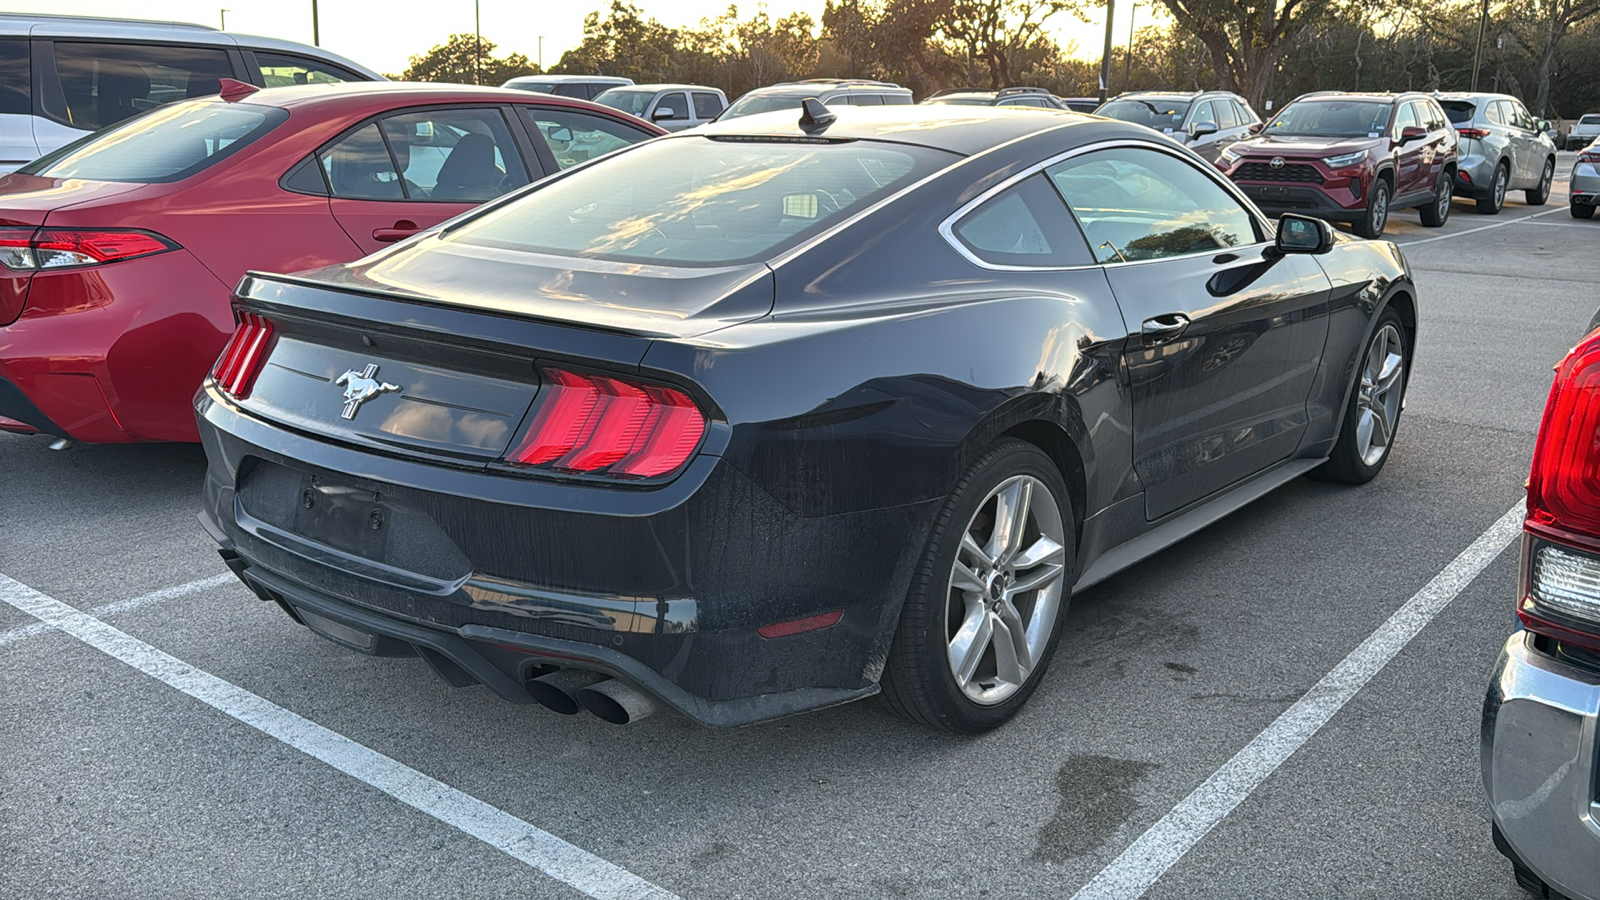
[692,92,723,118]
[1423,100,1448,131]
[885,93,912,105]
[1510,99,1534,130]
[20,101,286,182]
[52,41,236,131]
[255,51,362,87]
[1190,100,1217,130]
[518,107,656,170]
[1390,102,1418,139]
[1484,101,1504,125]
[852,94,885,106]
[1216,100,1240,129]
[950,174,1092,267]
[378,108,530,202]
[1048,147,1259,263]
[0,39,26,115]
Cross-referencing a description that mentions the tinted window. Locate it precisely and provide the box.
[1097,98,1192,130]
[720,94,807,119]
[19,101,285,182]
[692,92,723,118]
[1190,100,1217,130]
[883,93,913,105]
[851,94,884,106]
[552,83,588,98]
[951,174,1092,267]
[446,137,953,266]
[53,41,235,131]
[654,92,688,120]
[254,52,362,87]
[1216,100,1240,129]
[379,108,529,203]
[1441,101,1476,125]
[519,107,656,170]
[319,123,403,199]
[594,88,653,118]
[0,39,28,115]
[1048,147,1259,263]
[1583,115,1600,125]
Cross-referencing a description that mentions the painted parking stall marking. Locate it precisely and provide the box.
[0,572,680,900]
[1069,502,1524,900]
[0,572,237,649]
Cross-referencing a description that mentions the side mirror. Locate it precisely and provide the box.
[651,108,682,121]
[1273,214,1334,254]
[545,125,574,143]
[1248,122,1264,135]
[1189,122,1219,141]
[1538,119,1552,133]
[1398,125,1427,144]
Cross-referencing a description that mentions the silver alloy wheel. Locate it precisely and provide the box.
[945,475,1067,705]
[1494,165,1507,207]
[1436,178,1452,219]
[1354,323,1405,467]
[1370,186,1388,232]
[1540,160,1554,196]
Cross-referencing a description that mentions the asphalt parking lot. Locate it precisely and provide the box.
[2,154,1595,900]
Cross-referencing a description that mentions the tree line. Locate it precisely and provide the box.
[397,0,1600,119]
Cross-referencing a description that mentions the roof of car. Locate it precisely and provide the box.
[695,104,1120,156]
[504,74,632,85]
[200,82,645,119]
[741,79,909,97]
[606,84,725,94]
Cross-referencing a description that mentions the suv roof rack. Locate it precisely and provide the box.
[787,78,903,89]
[995,86,1051,97]
[927,87,986,98]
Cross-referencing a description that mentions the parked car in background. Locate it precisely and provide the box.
[0,82,664,444]
[1056,97,1101,114]
[0,13,381,175]
[1436,92,1557,214]
[1573,137,1599,219]
[717,78,913,120]
[922,86,1080,111]
[1217,92,1458,238]
[1565,113,1600,150]
[193,103,1416,734]
[1093,90,1261,162]
[594,83,726,131]
[501,74,633,100]
[1482,321,1600,900]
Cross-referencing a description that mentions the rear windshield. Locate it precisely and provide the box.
[1097,98,1192,129]
[18,101,286,183]
[718,94,810,120]
[1440,101,1476,125]
[1265,99,1391,137]
[444,136,955,266]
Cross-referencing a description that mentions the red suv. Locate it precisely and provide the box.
[1217,91,1458,238]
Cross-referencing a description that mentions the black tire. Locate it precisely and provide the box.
[1477,161,1509,214]
[1353,178,1390,238]
[1418,170,1452,227]
[881,438,1075,733]
[1573,204,1596,220]
[1526,158,1555,206]
[1311,307,1409,485]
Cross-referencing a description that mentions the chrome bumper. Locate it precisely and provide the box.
[1482,631,1600,900]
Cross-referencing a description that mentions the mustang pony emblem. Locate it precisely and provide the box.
[335,364,401,420]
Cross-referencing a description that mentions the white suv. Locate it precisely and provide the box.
[0,13,381,174]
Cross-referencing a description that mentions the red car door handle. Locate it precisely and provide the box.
[372,221,421,243]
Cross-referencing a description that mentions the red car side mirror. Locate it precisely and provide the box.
[1248,122,1264,135]
[1399,125,1427,143]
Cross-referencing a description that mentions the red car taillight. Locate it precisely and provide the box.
[0,227,177,271]
[210,312,275,400]
[505,367,707,480]
[1456,127,1490,140]
[1579,149,1600,164]
[1522,333,1600,652]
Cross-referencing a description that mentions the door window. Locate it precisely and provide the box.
[519,107,657,170]
[378,108,529,202]
[1216,100,1240,130]
[852,94,885,106]
[653,91,689,122]
[1389,102,1418,139]
[1048,147,1260,264]
[949,174,1093,267]
[1510,100,1534,130]
[692,92,723,119]
[0,39,28,115]
[1189,101,1217,132]
[52,41,235,131]
[319,123,403,200]
[255,52,363,87]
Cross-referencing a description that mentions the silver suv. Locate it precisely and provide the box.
[1093,90,1261,163]
[0,13,381,174]
[718,79,913,121]
[1436,92,1558,214]
[594,84,727,132]
[500,74,633,101]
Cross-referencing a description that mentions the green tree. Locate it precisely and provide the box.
[1153,0,1354,108]
[398,34,537,85]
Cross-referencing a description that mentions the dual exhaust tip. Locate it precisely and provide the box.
[525,669,658,725]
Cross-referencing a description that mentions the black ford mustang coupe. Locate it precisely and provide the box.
[196,103,1416,732]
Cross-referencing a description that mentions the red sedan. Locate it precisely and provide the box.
[0,81,664,443]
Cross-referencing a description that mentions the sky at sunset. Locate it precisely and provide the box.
[5,0,1153,79]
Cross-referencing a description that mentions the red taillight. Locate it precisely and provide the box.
[1456,127,1490,140]
[506,367,707,480]
[210,312,275,400]
[1579,150,1600,164]
[0,227,176,271]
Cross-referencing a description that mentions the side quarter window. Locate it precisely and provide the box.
[254,52,364,87]
[949,174,1094,267]
[1048,147,1261,263]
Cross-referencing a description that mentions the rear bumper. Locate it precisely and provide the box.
[1482,631,1600,900]
[196,392,941,727]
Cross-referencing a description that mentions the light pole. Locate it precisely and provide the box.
[1097,0,1116,104]
[219,8,229,29]
[311,0,320,46]
[1470,0,1489,91]
[474,0,482,86]
[1123,2,1137,92]
[538,35,544,71]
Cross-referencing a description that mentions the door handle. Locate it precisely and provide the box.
[1142,313,1191,343]
[372,220,421,243]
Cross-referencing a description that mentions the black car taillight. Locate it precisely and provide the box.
[504,367,707,480]
[1523,332,1600,652]
[210,312,275,400]
[0,227,177,271]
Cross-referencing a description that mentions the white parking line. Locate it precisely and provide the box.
[0,572,680,900]
[0,571,237,649]
[1393,207,1564,247]
[1069,502,1524,900]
